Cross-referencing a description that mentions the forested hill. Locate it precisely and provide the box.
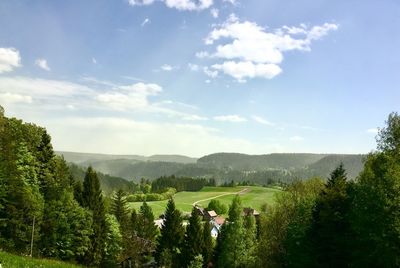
[68,163,131,194]
[57,151,197,164]
[60,151,366,183]
[197,153,328,170]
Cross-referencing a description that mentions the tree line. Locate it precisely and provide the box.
[2,105,400,267]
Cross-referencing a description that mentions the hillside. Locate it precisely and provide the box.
[197,153,328,170]
[57,151,197,164]
[61,152,365,183]
[0,251,82,268]
[68,163,132,194]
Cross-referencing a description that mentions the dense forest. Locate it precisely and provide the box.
[60,151,365,186]
[2,106,400,267]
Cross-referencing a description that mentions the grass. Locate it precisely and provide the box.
[128,186,282,218]
[0,251,82,268]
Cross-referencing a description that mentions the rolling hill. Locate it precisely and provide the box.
[58,152,366,184]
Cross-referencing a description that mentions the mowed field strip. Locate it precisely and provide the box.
[128,186,282,218]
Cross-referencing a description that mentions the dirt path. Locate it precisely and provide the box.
[192,188,249,206]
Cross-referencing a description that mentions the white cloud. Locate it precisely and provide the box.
[160,64,176,71]
[290,136,304,141]
[92,57,97,64]
[0,92,32,104]
[212,61,281,82]
[200,16,338,81]
[0,76,93,98]
[96,82,162,110]
[165,0,213,11]
[141,18,151,27]
[203,66,218,78]
[44,116,282,156]
[188,63,200,71]
[35,58,50,71]
[195,51,211,59]
[210,8,219,18]
[128,0,155,6]
[129,0,213,11]
[0,47,21,73]
[252,115,275,126]
[367,128,379,134]
[214,114,247,122]
[181,114,208,121]
[223,0,238,5]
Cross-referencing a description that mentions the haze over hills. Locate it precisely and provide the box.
[57,151,365,184]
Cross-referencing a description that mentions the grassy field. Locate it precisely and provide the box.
[0,251,82,268]
[128,186,282,218]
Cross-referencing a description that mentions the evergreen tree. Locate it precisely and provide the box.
[216,195,249,268]
[82,167,107,266]
[202,221,213,267]
[155,198,184,267]
[111,189,129,225]
[137,201,158,241]
[102,214,122,266]
[181,207,204,267]
[309,163,352,267]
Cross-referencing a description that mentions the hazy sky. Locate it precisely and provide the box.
[0,0,399,156]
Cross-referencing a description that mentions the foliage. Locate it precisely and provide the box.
[350,112,400,267]
[126,187,176,202]
[181,207,204,267]
[40,192,92,261]
[308,164,353,267]
[82,167,107,266]
[151,175,210,192]
[257,178,324,267]
[102,214,122,266]
[155,198,184,267]
[111,189,129,225]
[207,199,227,215]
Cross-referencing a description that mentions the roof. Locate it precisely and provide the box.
[214,216,225,225]
[243,207,260,216]
[207,210,217,217]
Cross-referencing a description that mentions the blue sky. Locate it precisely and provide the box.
[0,0,399,156]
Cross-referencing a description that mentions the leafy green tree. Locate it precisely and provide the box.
[188,255,204,268]
[350,112,400,267]
[181,207,204,267]
[111,189,129,225]
[82,167,107,266]
[40,191,92,262]
[309,164,352,267]
[207,199,227,215]
[155,198,184,267]
[257,178,324,268]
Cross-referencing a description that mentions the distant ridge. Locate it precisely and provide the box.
[58,151,365,183]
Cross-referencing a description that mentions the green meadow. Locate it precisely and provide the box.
[128,186,282,217]
[0,251,82,268]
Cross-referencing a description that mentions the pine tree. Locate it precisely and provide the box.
[111,189,129,225]
[309,163,352,267]
[137,201,158,241]
[181,207,204,267]
[155,198,184,267]
[82,167,107,266]
[216,195,247,268]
